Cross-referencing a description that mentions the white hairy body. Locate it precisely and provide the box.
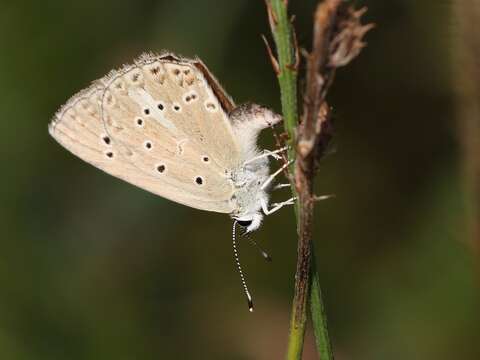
[49,52,284,232]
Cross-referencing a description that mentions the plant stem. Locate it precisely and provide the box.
[268,0,299,171]
[266,1,333,359]
[310,244,333,358]
[267,1,371,358]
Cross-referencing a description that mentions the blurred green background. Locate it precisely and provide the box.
[1,0,478,359]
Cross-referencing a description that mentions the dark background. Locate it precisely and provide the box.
[1,0,478,359]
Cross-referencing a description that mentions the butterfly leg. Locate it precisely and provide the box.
[262,194,333,216]
[243,146,288,165]
[261,197,297,215]
[314,194,335,202]
[274,183,291,190]
[261,160,293,190]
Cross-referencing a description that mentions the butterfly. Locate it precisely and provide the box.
[49,52,295,310]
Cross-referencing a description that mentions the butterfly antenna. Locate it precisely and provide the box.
[241,231,272,262]
[232,221,254,312]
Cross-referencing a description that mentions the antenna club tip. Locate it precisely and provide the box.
[247,296,254,312]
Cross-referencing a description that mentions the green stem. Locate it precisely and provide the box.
[269,0,298,172]
[267,1,333,359]
[310,244,333,359]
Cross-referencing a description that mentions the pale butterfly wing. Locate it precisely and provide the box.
[49,52,242,213]
[100,53,242,209]
[49,86,171,198]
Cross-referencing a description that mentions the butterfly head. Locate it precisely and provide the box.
[234,212,263,233]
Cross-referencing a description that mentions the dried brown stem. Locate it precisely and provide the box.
[294,0,373,357]
[261,34,281,75]
[298,0,340,160]
[265,1,372,358]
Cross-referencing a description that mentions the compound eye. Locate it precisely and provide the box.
[237,220,253,228]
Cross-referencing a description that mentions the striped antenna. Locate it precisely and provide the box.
[232,220,254,312]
